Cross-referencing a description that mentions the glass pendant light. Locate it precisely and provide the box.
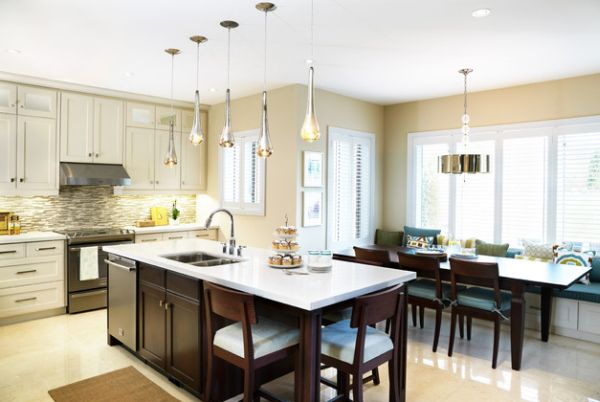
[219,20,239,148]
[300,0,320,142]
[164,48,180,168]
[255,2,276,158]
[188,35,207,146]
[438,68,490,174]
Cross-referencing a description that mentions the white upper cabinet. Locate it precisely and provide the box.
[126,102,155,129]
[94,97,124,164]
[17,86,57,119]
[156,106,181,131]
[181,109,194,133]
[125,127,155,190]
[0,82,17,114]
[16,116,57,191]
[181,110,207,191]
[0,114,17,192]
[60,92,94,163]
[154,130,182,191]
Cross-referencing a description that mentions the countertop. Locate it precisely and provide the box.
[103,239,416,311]
[125,223,220,234]
[0,231,66,244]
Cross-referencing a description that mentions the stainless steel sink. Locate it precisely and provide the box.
[161,251,242,267]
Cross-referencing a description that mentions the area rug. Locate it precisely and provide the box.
[48,366,180,402]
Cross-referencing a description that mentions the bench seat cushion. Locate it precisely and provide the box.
[554,282,600,304]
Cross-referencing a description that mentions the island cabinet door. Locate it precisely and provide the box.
[165,291,202,392]
[138,282,167,369]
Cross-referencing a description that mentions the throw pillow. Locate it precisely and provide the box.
[475,240,510,257]
[556,252,591,285]
[405,234,434,249]
[375,229,403,246]
[522,239,555,261]
[403,226,441,246]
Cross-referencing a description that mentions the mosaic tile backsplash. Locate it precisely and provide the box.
[0,186,196,231]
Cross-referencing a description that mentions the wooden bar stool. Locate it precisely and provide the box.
[203,282,300,402]
[447,258,512,369]
[320,284,406,402]
[397,252,452,352]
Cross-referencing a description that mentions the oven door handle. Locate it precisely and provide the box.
[104,259,136,272]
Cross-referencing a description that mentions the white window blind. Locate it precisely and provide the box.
[556,131,600,242]
[415,143,450,234]
[220,130,265,215]
[455,140,495,241]
[328,128,375,251]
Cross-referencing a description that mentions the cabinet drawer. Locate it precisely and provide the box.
[166,271,200,301]
[189,229,217,240]
[0,244,26,260]
[26,240,64,257]
[0,257,63,289]
[135,233,164,244]
[139,263,165,288]
[0,281,64,318]
[553,298,578,330]
[578,301,600,335]
[164,232,188,241]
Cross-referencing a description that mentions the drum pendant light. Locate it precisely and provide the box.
[163,48,180,168]
[300,0,320,142]
[255,2,276,158]
[219,21,239,148]
[188,35,207,146]
[438,68,490,174]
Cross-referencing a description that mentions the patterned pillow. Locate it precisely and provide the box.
[406,234,434,249]
[515,255,554,263]
[522,239,555,261]
[556,253,591,285]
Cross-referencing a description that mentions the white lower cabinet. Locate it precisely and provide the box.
[135,228,217,244]
[553,298,579,330]
[578,302,600,336]
[0,240,65,319]
[135,233,163,244]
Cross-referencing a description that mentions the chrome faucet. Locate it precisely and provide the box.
[205,208,238,256]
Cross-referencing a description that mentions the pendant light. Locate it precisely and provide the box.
[255,2,276,158]
[219,20,239,148]
[188,35,207,146]
[438,68,490,174]
[164,48,180,168]
[300,0,320,142]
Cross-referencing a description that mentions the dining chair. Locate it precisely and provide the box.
[353,246,392,266]
[204,282,300,402]
[397,252,451,352]
[320,284,406,402]
[447,258,512,368]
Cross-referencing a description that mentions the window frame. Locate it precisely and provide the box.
[218,129,266,216]
[327,126,376,251]
[407,115,600,245]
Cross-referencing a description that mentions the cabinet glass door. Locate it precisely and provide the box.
[0,82,17,114]
[17,86,57,118]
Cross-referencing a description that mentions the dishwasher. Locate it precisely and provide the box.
[106,254,137,351]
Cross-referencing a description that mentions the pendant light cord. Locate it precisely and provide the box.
[227,27,231,89]
[170,53,174,115]
[463,72,468,120]
[310,0,314,64]
[195,43,200,91]
[263,10,268,91]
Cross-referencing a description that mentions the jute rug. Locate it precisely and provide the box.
[48,366,181,402]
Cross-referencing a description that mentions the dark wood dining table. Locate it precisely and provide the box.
[333,245,592,371]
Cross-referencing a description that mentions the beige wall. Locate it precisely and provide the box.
[383,73,600,230]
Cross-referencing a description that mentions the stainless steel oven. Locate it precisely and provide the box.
[57,228,134,313]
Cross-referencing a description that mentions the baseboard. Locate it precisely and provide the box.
[0,307,66,326]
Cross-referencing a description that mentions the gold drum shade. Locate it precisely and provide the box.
[438,154,490,174]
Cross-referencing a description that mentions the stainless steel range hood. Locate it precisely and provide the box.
[60,163,131,186]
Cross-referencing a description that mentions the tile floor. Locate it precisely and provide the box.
[0,309,599,402]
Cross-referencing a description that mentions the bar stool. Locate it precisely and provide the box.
[447,258,512,368]
[320,284,406,402]
[204,282,300,402]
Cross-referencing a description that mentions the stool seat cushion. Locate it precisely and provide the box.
[214,316,299,359]
[321,319,393,364]
[457,287,512,313]
[323,307,353,323]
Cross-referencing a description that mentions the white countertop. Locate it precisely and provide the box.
[103,239,416,311]
[125,223,219,234]
[0,231,66,244]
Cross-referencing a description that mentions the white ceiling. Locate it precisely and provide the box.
[1,0,600,105]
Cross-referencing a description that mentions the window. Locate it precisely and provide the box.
[220,130,265,215]
[407,116,600,246]
[327,127,375,251]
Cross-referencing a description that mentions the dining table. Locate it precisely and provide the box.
[333,245,592,371]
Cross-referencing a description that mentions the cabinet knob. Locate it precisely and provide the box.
[10,178,15,182]
[149,180,153,184]
[182,181,185,185]
[155,180,159,184]
[88,153,92,157]
[159,300,164,307]
[19,104,24,108]
[10,103,15,107]
[95,153,99,158]
[19,178,24,183]
[164,302,170,311]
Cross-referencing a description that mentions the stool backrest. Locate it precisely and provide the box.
[448,258,501,307]
[397,252,443,299]
[354,247,391,267]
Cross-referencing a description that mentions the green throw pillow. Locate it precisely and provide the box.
[475,240,509,257]
[375,229,403,246]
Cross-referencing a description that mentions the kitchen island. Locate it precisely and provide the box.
[103,238,416,401]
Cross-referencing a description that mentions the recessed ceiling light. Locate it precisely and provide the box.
[305,58,313,65]
[472,8,491,18]
[209,88,217,92]
[5,49,21,54]
[124,72,135,77]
